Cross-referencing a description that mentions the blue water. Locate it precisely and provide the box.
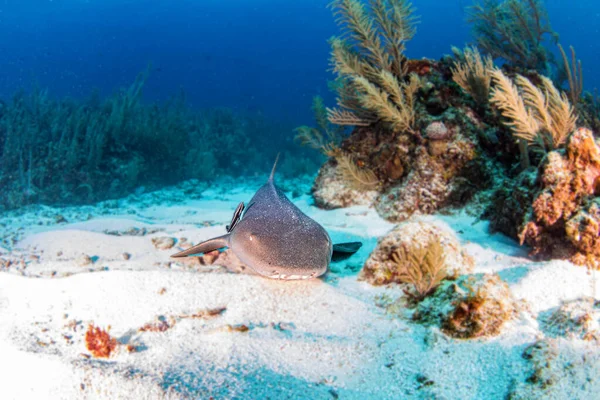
[2,0,597,126]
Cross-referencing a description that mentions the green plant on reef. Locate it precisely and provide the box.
[328,0,420,133]
[467,0,558,73]
[389,237,448,300]
[489,68,577,153]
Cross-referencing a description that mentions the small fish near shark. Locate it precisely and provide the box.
[171,156,362,280]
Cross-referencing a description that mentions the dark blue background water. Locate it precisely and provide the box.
[0,0,598,126]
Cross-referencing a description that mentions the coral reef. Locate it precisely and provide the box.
[304,0,600,269]
[440,274,518,338]
[365,219,520,340]
[312,57,485,220]
[558,44,583,108]
[307,1,500,221]
[580,90,600,134]
[374,123,478,222]
[360,220,474,285]
[327,0,418,128]
[389,236,448,300]
[311,160,379,209]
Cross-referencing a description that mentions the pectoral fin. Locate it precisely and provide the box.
[170,235,230,258]
[331,241,362,262]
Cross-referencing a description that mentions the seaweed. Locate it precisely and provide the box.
[467,0,558,73]
[294,96,345,156]
[489,68,577,153]
[335,152,380,191]
[390,237,448,300]
[557,44,583,107]
[328,0,420,133]
[451,46,494,106]
[0,70,288,210]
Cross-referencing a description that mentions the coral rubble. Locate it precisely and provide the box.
[409,274,519,339]
[539,297,600,341]
[509,338,600,399]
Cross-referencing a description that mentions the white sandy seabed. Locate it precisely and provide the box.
[0,175,599,400]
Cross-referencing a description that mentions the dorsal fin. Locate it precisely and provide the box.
[269,153,280,182]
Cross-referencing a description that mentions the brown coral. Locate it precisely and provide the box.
[328,0,418,128]
[565,200,600,268]
[85,324,117,358]
[424,121,451,140]
[375,132,477,222]
[442,275,518,339]
[335,152,380,191]
[518,128,600,267]
[467,0,557,71]
[408,274,518,339]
